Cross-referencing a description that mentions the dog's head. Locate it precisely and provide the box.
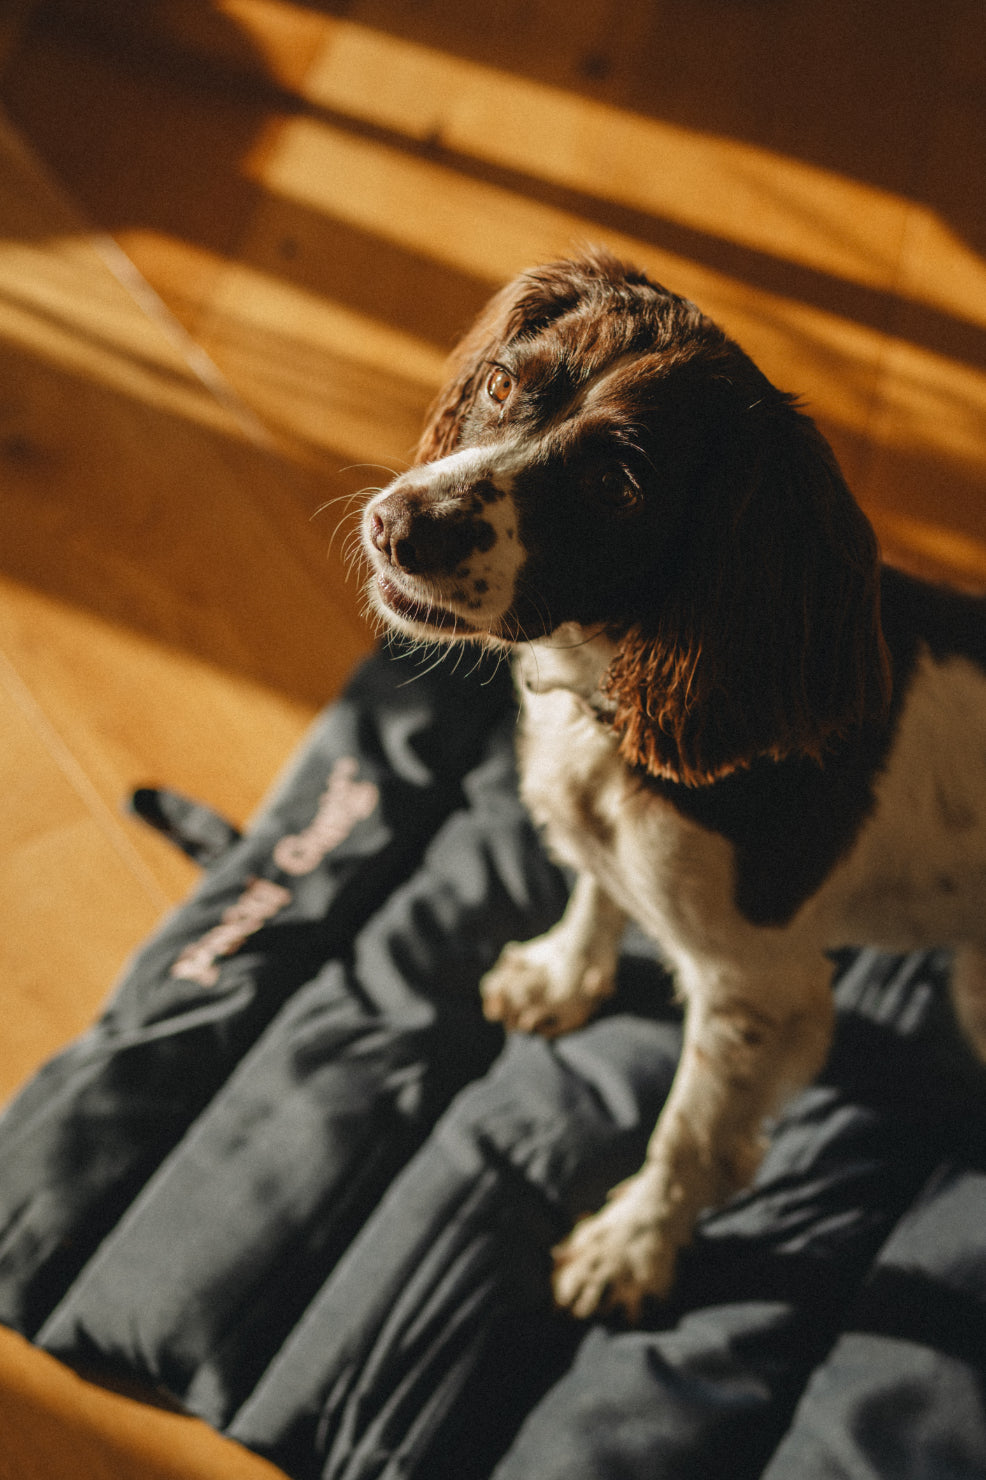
[360,250,890,784]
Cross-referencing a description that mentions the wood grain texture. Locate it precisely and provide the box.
[0,1327,286,1480]
[0,88,351,1480]
[0,114,370,1107]
[0,2,984,1474]
[5,1,985,572]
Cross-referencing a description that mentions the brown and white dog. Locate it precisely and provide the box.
[358,250,986,1320]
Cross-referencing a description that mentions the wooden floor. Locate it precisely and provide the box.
[0,2,984,1476]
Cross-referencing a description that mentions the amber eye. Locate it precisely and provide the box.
[486,367,513,405]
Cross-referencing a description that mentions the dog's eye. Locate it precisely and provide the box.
[486,367,514,405]
[596,469,641,514]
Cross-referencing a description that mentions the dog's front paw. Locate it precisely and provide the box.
[481,938,613,1037]
[552,1176,681,1322]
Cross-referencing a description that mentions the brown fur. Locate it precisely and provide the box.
[416,250,891,786]
[361,253,986,1319]
[604,406,892,785]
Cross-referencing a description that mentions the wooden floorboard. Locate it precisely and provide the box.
[0,2,984,1474]
[4,0,985,577]
[0,110,371,1104]
[0,1326,286,1480]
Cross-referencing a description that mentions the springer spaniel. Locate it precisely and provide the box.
[359,250,986,1320]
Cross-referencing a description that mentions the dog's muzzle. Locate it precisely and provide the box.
[361,455,522,638]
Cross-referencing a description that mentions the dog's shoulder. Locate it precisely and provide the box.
[511,580,986,935]
[646,568,986,929]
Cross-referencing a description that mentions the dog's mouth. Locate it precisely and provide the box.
[374,573,479,636]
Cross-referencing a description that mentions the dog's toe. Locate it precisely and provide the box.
[480,943,608,1037]
[551,1181,680,1321]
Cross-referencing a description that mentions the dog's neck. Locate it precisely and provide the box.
[515,624,619,715]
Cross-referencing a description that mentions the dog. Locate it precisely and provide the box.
[358,249,986,1320]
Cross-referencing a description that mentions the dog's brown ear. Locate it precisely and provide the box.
[605,404,891,785]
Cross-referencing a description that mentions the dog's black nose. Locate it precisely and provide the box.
[370,484,496,576]
[371,495,422,573]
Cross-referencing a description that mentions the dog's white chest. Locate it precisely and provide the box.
[515,666,740,966]
[517,685,625,855]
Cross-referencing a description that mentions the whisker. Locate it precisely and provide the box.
[327,482,395,567]
[503,612,539,691]
[337,462,407,479]
[339,521,369,572]
[548,627,599,650]
[464,644,494,683]
[310,490,366,522]
[399,642,450,686]
[331,513,368,568]
[476,643,511,687]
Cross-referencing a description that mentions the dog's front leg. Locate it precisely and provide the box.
[552,962,835,1319]
[481,872,627,1036]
